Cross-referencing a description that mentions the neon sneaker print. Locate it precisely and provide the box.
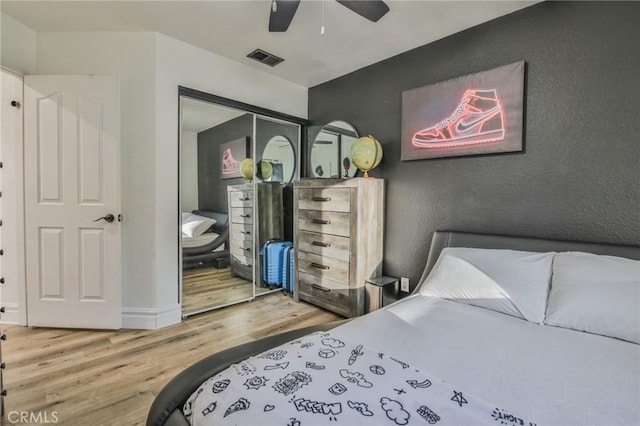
[412,89,505,149]
[222,148,241,175]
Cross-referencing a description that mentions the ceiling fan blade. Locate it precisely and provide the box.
[269,0,301,32]
[336,0,390,22]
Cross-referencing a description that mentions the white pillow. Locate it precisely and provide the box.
[182,214,216,237]
[545,252,640,344]
[420,247,554,323]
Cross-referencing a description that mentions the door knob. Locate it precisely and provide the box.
[93,214,115,223]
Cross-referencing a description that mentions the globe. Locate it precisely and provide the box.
[240,158,253,181]
[350,135,383,178]
[259,160,273,181]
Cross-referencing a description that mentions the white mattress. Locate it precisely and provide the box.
[181,232,222,249]
[331,294,640,426]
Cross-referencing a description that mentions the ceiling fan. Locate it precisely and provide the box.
[269,0,390,32]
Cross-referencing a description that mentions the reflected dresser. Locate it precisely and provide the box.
[227,183,283,284]
[293,178,384,317]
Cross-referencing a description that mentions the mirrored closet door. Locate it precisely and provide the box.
[253,116,300,296]
[179,88,302,317]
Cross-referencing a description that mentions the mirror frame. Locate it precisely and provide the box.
[257,134,297,185]
[308,120,359,179]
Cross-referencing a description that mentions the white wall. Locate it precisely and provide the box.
[32,30,307,328]
[0,26,307,328]
[154,33,307,317]
[181,130,199,213]
[36,32,159,326]
[0,12,37,74]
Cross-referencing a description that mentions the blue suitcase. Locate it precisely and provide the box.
[260,241,293,286]
[281,246,295,294]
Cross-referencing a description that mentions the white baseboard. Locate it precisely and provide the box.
[0,303,21,325]
[121,304,181,329]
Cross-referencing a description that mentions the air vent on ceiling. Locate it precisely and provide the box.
[247,49,284,67]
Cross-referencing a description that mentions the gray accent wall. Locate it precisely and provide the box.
[197,113,299,242]
[198,114,252,213]
[308,1,640,291]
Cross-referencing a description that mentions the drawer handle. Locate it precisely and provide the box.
[240,231,251,235]
[239,214,251,218]
[311,284,331,292]
[311,197,331,202]
[241,197,251,201]
[311,241,331,248]
[311,219,331,225]
[242,247,251,251]
[311,262,329,270]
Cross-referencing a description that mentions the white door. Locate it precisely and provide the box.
[24,75,121,329]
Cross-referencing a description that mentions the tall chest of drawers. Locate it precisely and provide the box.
[227,183,283,284]
[293,178,384,317]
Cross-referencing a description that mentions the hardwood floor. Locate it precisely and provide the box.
[182,266,252,314]
[182,266,276,315]
[2,293,341,425]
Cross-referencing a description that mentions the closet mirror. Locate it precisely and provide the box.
[310,121,359,178]
[179,87,303,317]
[254,117,300,292]
[180,96,254,317]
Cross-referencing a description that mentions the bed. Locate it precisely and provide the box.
[182,210,230,270]
[149,231,640,426]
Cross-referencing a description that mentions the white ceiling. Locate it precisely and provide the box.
[1,0,538,88]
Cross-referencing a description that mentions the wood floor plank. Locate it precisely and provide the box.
[2,292,341,424]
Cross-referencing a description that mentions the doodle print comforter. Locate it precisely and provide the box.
[185,332,536,426]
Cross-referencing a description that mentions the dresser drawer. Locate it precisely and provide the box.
[298,231,350,262]
[229,191,253,208]
[298,272,350,317]
[298,209,350,237]
[298,188,350,212]
[230,235,252,247]
[231,246,252,261]
[298,251,349,283]
[230,222,253,237]
[231,253,252,267]
[230,207,253,224]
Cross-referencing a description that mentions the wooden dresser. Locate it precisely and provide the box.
[227,183,283,284]
[293,178,384,317]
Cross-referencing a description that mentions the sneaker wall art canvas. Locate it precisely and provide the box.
[401,61,524,160]
[220,137,250,179]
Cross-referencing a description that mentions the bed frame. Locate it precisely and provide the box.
[147,231,639,426]
[182,210,230,270]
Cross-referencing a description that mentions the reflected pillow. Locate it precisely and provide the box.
[420,247,554,323]
[182,214,216,237]
[545,252,640,344]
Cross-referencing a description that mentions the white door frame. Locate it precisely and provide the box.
[0,67,27,325]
